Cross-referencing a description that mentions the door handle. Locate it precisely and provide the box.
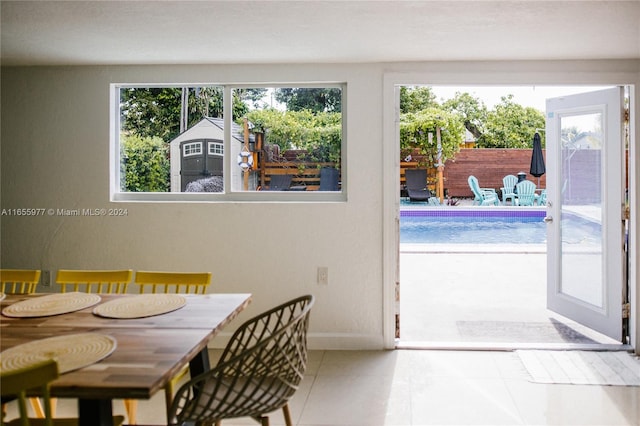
[543,216,553,223]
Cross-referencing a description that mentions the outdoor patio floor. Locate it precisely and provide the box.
[398,250,624,349]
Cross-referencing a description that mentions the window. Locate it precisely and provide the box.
[183,142,202,157]
[208,141,224,156]
[112,84,345,200]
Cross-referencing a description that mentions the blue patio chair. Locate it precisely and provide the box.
[515,180,537,206]
[538,189,547,206]
[501,174,518,205]
[468,175,499,206]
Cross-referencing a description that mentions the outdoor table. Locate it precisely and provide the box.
[0,292,252,426]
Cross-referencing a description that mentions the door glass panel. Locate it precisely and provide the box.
[560,112,603,308]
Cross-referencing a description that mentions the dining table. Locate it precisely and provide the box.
[0,292,252,426]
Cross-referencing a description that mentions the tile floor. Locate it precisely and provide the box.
[14,348,639,425]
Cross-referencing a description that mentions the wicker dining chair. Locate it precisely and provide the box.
[167,295,314,426]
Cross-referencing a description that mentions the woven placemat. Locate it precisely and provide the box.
[0,333,116,374]
[93,294,186,319]
[2,292,101,317]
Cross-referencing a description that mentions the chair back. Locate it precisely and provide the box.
[267,174,292,191]
[134,271,212,294]
[538,189,547,206]
[1,269,41,294]
[56,269,132,293]
[502,175,517,193]
[467,175,483,200]
[1,359,58,426]
[405,169,427,190]
[516,180,537,206]
[319,167,340,191]
[169,295,315,425]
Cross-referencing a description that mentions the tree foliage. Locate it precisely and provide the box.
[478,95,545,148]
[400,88,546,155]
[442,92,488,139]
[274,88,342,113]
[400,86,438,113]
[244,109,342,164]
[120,87,264,142]
[120,134,170,192]
[400,107,465,165]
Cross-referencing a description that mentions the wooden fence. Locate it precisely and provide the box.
[260,162,338,190]
[261,148,554,198]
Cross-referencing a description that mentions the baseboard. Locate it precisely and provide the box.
[208,331,384,350]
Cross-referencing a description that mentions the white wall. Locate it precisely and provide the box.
[1,60,639,351]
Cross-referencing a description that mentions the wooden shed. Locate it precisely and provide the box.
[169,117,253,192]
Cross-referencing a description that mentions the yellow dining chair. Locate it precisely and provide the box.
[55,269,132,293]
[0,269,41,294]
[0,359,125,426]
[134,271,212,294]
[0,269,46,418]
[132,271,212,423]
[54,269,135,423]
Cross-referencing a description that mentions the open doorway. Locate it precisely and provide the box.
[396,85,631,349]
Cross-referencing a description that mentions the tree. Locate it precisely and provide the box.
[399,107,465,165]
[442,92,488,139]
[120,88,183,141]
[243,109,342,164]
[478,95,545,148]
[120,134,170,192]
[120,87,261,142]
[274,88,342,113]
[399,86,438,114]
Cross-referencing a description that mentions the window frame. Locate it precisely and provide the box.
[110,82,347,202]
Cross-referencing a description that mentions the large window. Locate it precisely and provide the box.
[112,84,345,201]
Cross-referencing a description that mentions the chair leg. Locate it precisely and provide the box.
[29,397,44,417]
[282,404,293,426]
[123,399,137,424]
[164,383,174,424]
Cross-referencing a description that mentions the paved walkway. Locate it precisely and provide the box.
[398,251,622,349]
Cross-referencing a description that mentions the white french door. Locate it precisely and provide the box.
[545,87,625,341]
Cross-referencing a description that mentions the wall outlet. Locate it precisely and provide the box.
[41,270,51,286]
[317,267,328,285]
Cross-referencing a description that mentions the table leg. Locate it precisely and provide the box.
[78,398,113,426]
[188,347,211,376]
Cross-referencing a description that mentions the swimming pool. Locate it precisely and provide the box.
[400,208,600,245]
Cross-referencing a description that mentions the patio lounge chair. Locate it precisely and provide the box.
[319,167,340,191]
[468,175,499,206]
[515,180,537,206]
[405,169,432,202]
[265,174,292,191]
[501,174,518,205]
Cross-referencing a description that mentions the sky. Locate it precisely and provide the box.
[429,85,614,111]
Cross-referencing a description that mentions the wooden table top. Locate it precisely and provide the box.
[0,293,252,400]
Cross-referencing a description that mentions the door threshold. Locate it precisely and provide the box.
[396,340,633,352]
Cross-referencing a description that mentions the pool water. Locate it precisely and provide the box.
[400,209,600,245]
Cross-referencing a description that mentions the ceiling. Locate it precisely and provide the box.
[1,0,639,66]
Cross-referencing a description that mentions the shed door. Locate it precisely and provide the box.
[180,140,223,191]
